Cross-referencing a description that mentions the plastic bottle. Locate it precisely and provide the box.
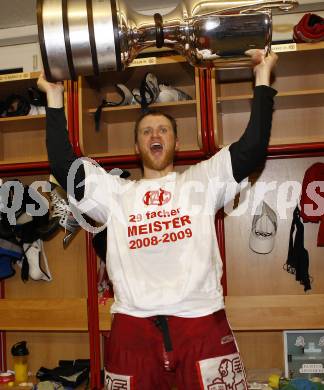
[11,341,29,382]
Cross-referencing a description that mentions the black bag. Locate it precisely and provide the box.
[284,206,312,291]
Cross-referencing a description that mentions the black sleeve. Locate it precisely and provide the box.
[229,85,277,183]
[46,107,85,201]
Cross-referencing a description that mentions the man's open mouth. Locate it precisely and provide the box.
[150,142,163,153]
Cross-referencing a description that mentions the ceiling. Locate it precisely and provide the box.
[1,0,37,29]
[0,0,179,29]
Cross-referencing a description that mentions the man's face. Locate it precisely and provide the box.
[135,114,179,171]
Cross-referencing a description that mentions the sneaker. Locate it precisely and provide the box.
[132,72,161,107]
[157,84,192,103]
[143,73,160,104]
[100,84,136,107]
[94,84,135,131]
[49,182,80,248]
[132,87,152,105]
[20,239,52,282]
[115,84,137,106]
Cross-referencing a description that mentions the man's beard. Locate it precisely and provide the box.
[139,145,176,171]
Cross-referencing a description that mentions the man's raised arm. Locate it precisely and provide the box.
[37,74,85,201]
[229,50,278,183]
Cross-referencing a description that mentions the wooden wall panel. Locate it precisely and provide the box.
[225,156,324,296]
[0,299,88,331]
[225,295,324,330]
[222,106,324,147]
[235,331,284,373]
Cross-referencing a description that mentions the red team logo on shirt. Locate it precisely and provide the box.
[143,188,171,206]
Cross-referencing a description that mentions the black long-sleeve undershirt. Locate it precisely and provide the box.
[45,107,85,200]
[46,85,276,201]
[229,85,277,182]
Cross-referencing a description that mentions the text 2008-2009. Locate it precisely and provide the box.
[128,228,193,249]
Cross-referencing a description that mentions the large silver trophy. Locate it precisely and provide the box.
[37,0,298,81]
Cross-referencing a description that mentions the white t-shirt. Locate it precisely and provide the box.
[71,146,239,317]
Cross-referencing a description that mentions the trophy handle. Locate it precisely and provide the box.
[185,0,298,19]
[154,13,164,49]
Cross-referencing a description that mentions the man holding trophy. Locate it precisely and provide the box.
[36,0,283,388]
